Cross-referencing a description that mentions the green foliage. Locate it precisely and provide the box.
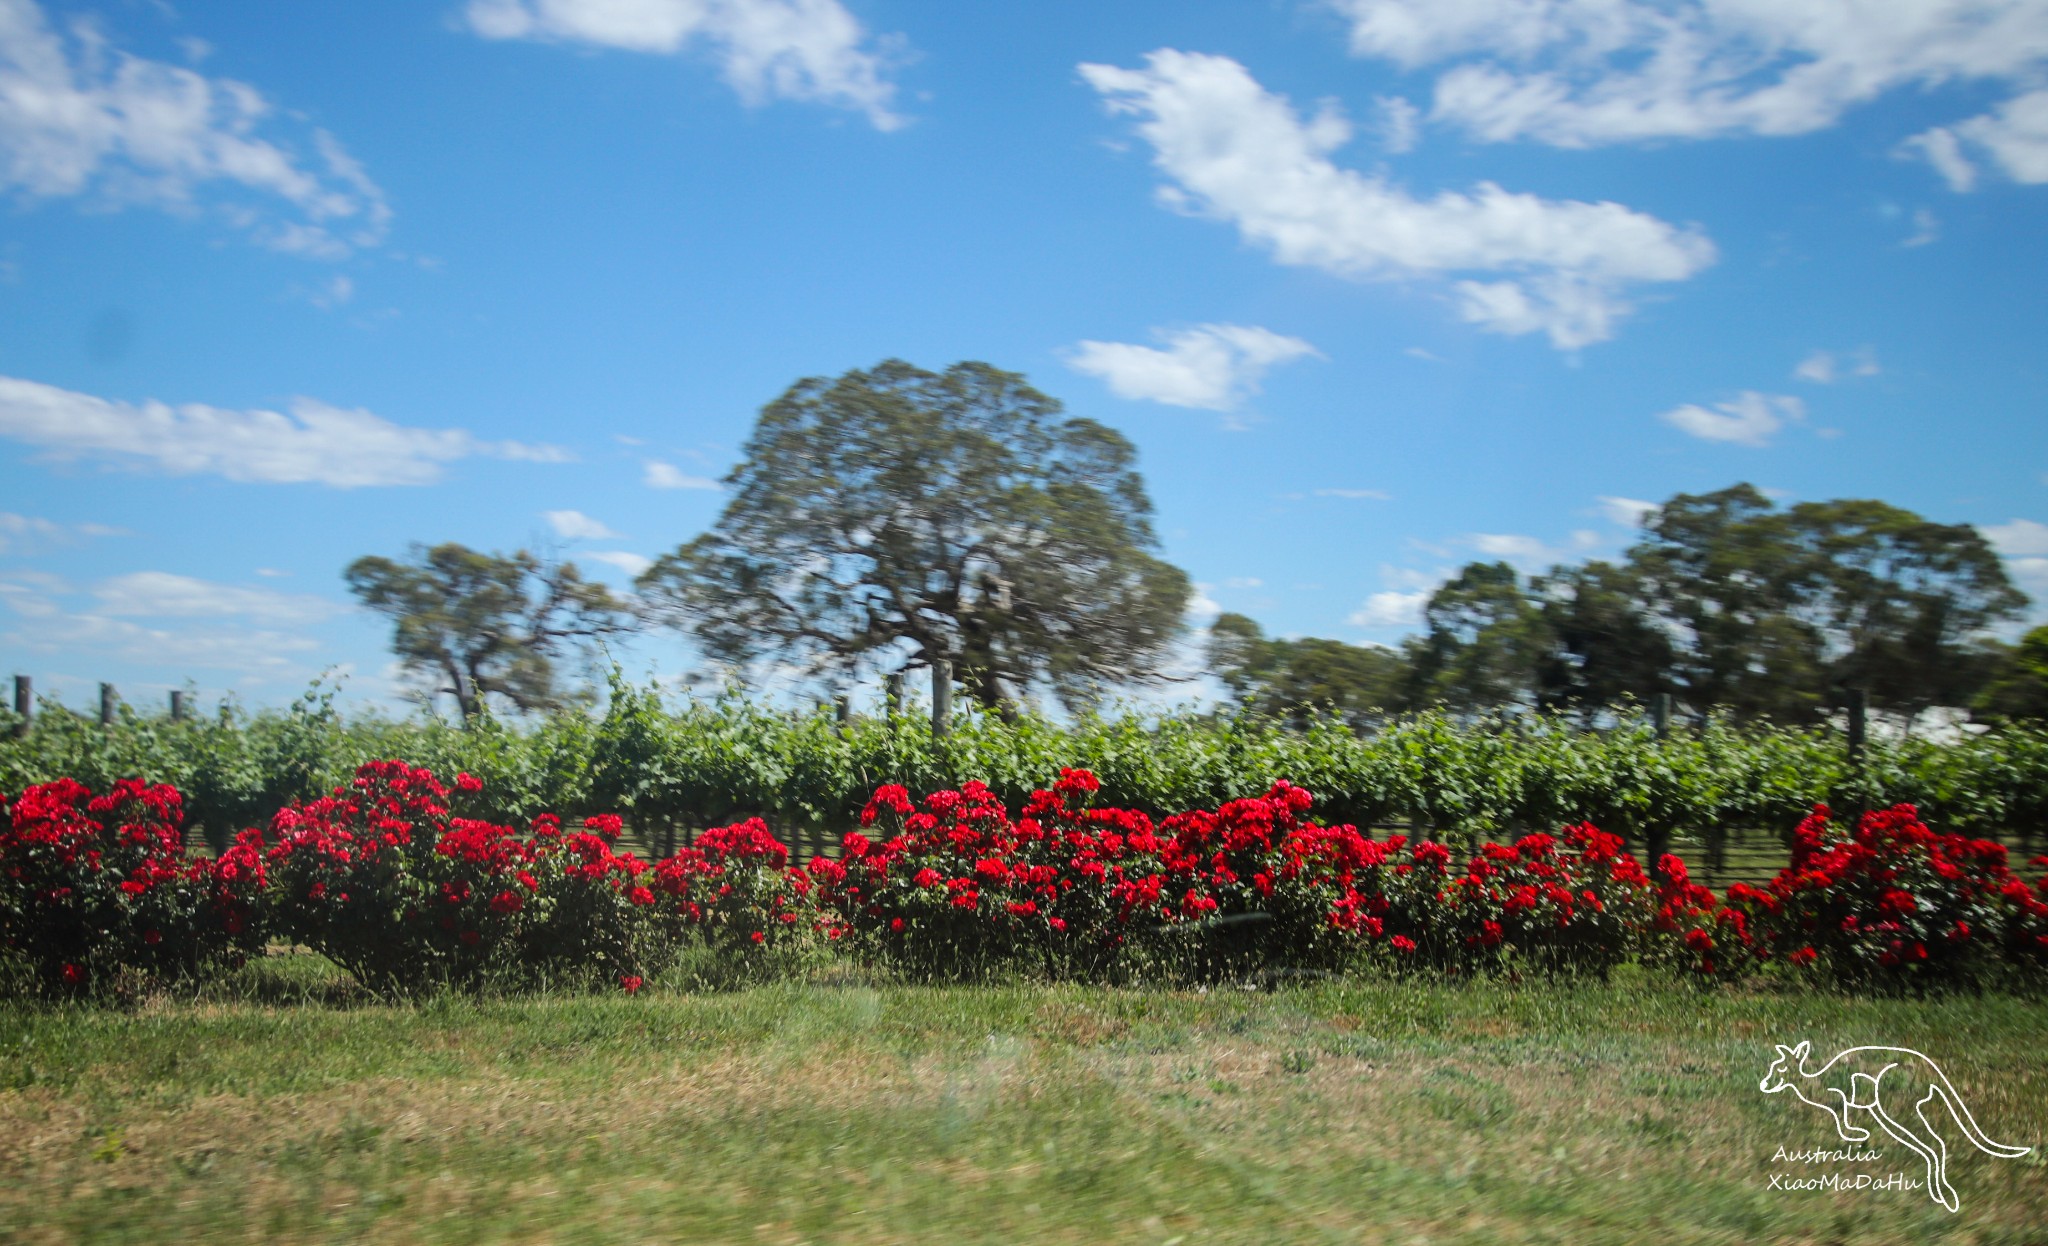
[8,678,2048,865]
[1976,625,2048,723]
[1375,483,2028,726]
[635,359,1193,711]
[1207,611,1407,729]
[345,542,631,719]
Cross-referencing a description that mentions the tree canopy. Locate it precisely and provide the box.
[1207,612,1407,729]
[345,543,631,719]
[636,359,1193,711]
[1211,483,2028,728]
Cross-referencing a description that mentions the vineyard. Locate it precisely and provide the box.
[8,672,2048,1000]
[6,674,2048,877]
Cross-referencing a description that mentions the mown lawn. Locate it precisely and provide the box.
[2,963,2044,1245]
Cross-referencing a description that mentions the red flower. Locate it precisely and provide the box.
[619,975,643,994]
[629,886,655,907]
[455,772,483,793]
[490,890,524,915]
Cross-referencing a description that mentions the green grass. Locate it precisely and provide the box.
[3,963,2045,1244]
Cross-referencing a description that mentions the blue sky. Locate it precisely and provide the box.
[2,0,2046,714]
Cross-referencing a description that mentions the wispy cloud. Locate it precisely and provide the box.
[1348,589,1429,628]
[1596,495,1656,528]
[1066,323,1321,412]
[0,0,390,256]
[462,0,906,130]
[543,509,620,540]
[1081,50,1715,349]
[1658,391,1805,447]
[1794,346,1880,384]
[644,461,721,490]
[1902,89,2048,191]
[0,569,336,678]
[0,510,125,555]
[0,374,570,486]
[1326,0,2048,154]
[585,550,653,577]
[92,570,342,625]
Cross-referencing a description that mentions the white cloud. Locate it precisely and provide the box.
[463,0,904,130]
[1904,89,2048,189]
[585,550,653,576]
[1376,94,1421,152]
[1794,350,1837,383]
[0,510,61,553]
[1223,576,1263,589]
[1903,208,1940,248]
[1349,588,1429,628]
[1379,563,1444,591]
[306,274,354,308]
[0,0,390,255]
[0,373,570,486]
[644,460,721,490]
[1470,531,1556,563]
[1795,346,1880,384]
[1901,127,1979,192]
[1065,323,1321,411]
[543,508,620,540]
[2007,555,2048,602]
[1326,0,2048,151]
[1596,495,1656,528]
[0,569,330,677]
[1658,390,1804,447]
[1314,487,1391,500]
[92,570,341,625]
[1187,582,1222,619]
[1985,518,2048,557]
[1080,50,1715,349]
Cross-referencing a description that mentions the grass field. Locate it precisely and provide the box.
[2,963,2044,1245]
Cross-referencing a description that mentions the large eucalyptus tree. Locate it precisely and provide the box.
[637,359,1192,711]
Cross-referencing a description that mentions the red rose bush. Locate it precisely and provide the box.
[259,760,666,992]
[809,770,1659,982]
[11,763,2048,997]
[0,778,263,995]
[1707,803,2048,991]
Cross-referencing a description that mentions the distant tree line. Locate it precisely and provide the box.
[339,361,2047,730]
[1213,484,2041,729]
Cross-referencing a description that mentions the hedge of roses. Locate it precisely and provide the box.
[5,763,2047,996]
[0,777,263,994]
[807,771,1663,983]
[1670,803,2048,992]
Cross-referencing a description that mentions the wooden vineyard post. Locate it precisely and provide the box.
[931,660,952,740]
[11,675,28,738]
[1647,692,1673,869]
[99,682,117,727]
[886,671,907,719]
[1846,687,1869,831]
[170,690,186,722]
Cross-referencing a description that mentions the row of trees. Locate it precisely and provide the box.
[342,359,2045,728]
[1215,484,2043,729]
[348,360,1193,719]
